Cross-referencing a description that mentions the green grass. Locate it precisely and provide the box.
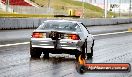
[62,0,103,12]
[30,0,116,18]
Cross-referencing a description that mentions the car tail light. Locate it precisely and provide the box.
[32,32,46,38]
[64,34,80,40]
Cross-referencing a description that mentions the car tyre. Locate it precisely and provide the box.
[44,53,49,59]
[81,42,87,60]
[30,47,41,58]
[75,52,81,61]
[76,64,86,74]
[87,41,94,59]
[87,52,93,59]
[87,46,93,59]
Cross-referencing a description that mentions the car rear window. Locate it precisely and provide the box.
[37,21,81,32]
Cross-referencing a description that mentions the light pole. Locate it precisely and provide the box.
[47,0,50,13]
[119,0,121,17]
[82,0,85,18]
[129,0,131,17]
[6,0,9,12]
[104,0,108,18]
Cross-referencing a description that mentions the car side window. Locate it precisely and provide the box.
[80,23,90,34]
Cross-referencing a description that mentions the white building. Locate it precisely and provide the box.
[109,3,130,13]
[75,0,131,13]
[93,3,131,13]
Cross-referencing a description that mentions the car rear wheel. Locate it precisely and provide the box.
[81,40,94,59]
[30,47,42,58]
[81,41,88,60]
[75,52,82,61]
[87,52,93,59]
[87,44,94,59]
[43,53,49,59]
[76,64,86,74]
[87,41,94,59]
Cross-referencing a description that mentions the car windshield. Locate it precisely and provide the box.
[37,21,81,32]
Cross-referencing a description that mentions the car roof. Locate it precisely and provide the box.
[44,20,81,23]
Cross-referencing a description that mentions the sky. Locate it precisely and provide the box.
[95,0,130,3]
[77,0,130,4]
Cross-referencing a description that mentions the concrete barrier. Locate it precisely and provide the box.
[0,18,132,30]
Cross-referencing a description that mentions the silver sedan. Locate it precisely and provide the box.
[30,20,94,59]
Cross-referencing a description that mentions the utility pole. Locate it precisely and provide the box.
[119,0,121,17]
[104,0,108,18]
[47,0,50,13]
[82,0,85,18]
[6,0,9,12]
[129,0,131,17]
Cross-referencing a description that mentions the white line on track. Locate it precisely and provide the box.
[93,31,130,37]
[0,42,29,47]
[0,31,131,47]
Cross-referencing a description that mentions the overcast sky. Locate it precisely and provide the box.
[95,0,130,3]
[78,0,131,4]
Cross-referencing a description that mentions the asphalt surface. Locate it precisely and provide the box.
[0,24,132,77]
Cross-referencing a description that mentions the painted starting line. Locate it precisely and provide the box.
[0,31,131,48]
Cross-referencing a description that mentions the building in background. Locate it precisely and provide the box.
[94,3,131,14]
[76,0,132,14]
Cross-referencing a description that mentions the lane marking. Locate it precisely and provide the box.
[93,31,130,37]
[0,31,131,47]
[0,42,29,47]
